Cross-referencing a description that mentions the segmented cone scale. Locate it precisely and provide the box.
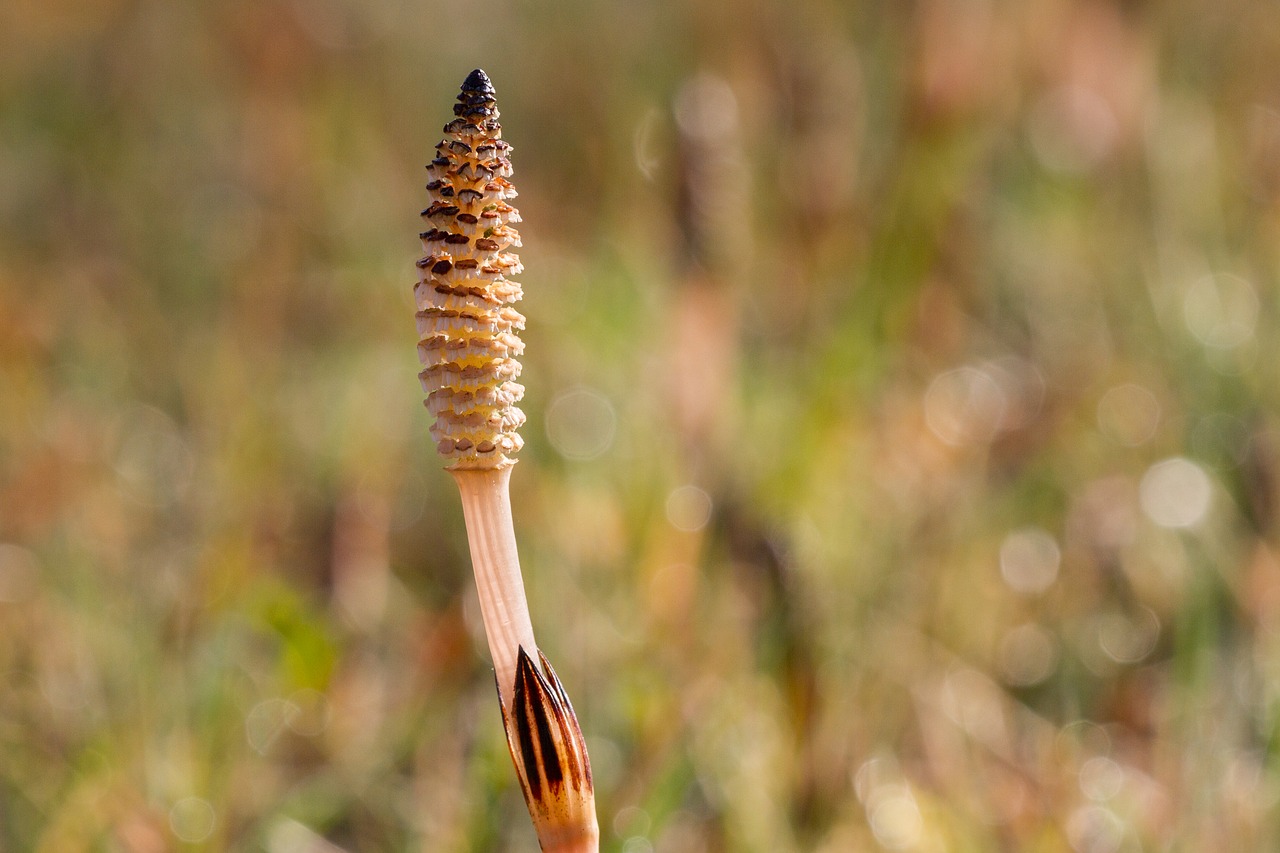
[416,69,526,469]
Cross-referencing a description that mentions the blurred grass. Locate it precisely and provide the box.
[2,0,1280,850]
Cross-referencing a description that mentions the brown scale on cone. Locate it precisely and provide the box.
[416,69,526,469]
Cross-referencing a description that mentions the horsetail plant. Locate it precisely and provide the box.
[414,69,600,852]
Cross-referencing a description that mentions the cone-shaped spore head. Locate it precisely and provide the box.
[415,71,525,470]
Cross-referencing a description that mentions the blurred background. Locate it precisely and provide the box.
[2,0,1278,850]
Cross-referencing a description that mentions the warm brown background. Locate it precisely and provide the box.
[2,0,1278,850]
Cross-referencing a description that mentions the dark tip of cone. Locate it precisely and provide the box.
[462,68,494,95]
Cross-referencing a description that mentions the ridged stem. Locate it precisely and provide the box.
[543,839,600,852]
[451,465,538,707]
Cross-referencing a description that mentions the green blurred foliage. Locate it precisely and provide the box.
[2,0,1280,850]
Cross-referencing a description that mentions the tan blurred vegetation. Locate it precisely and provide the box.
[2,0,1280,850]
